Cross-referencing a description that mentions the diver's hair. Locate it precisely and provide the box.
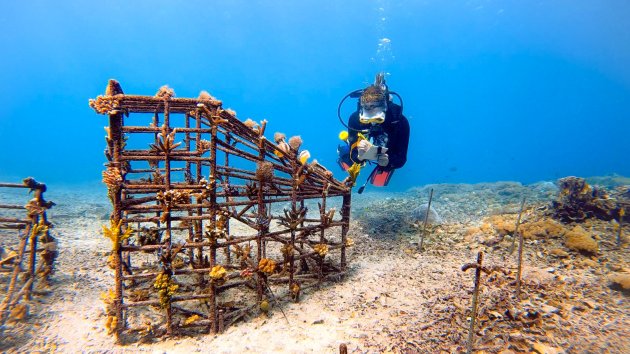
[360,85,386,105]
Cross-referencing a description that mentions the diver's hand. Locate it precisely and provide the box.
[377,153,389,167]
[357,140,387,161]
[356,140,372,161]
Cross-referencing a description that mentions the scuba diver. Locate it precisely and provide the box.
[337,73,410,193]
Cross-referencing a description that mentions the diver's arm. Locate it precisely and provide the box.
[386,115,410,169]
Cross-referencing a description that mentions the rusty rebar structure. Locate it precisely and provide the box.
[90,80,352,340]
[0,178,56,329]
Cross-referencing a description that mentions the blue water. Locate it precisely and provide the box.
[1,0,629,191]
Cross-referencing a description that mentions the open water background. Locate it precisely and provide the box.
[1,0,629,191]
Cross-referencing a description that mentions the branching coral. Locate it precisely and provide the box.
[150,125,181,155]
[129,289,150,302]
[232,244,253,269]
[102,219,134,252]
[279,206,307,230]
[346,163,362,186]
[319,205,336,226]
[89,96,121,115]
[244,182,259,200]
[273,132,285,144]
[24,198,47,217]
[156,189,190,209]
[151,170,166,185]
[198,139,212,152]
[102,166,123,190]
[137,227,161,247]
[205,214,229,243]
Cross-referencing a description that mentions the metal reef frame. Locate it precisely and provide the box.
[90,80,352,340]
[0,178,56,329]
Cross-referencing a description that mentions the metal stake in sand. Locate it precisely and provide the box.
[339,343,348,354]
[462,251,484,354]
[617,207,626,248]
[508,196,527,255]
[515,216,529,298]
[418,188,434,251]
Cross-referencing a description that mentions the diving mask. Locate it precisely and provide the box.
[359,101,387,124]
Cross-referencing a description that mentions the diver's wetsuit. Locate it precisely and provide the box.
[344,102,410,171]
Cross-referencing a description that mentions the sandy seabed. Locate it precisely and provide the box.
[1,180,629,353]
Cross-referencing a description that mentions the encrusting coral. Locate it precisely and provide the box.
[210,265,227,283]
[258,258,276,275]
[564,225,599,254]
[100,289,118,335]
[313,243,329,257]
[520,218,566,239]
[484,216,567,240]
[184,314,201,326]
[608,273,630,291]
[154,273,178,309]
